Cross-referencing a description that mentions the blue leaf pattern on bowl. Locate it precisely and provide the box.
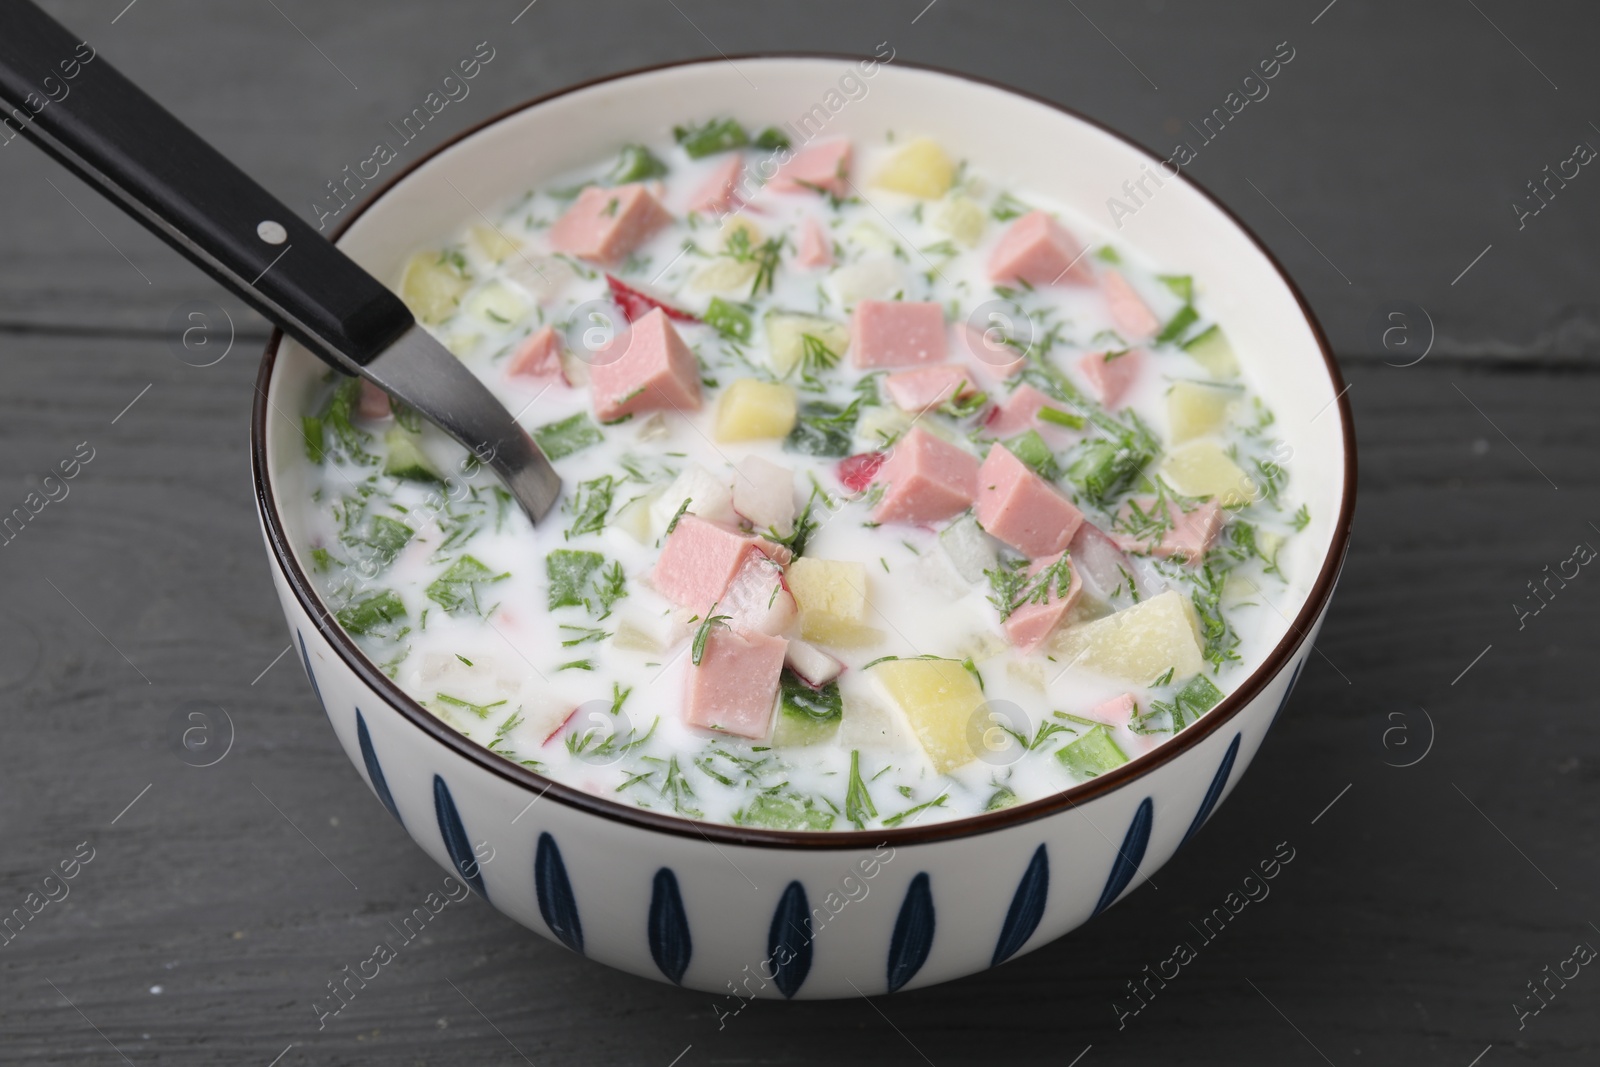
[432,775,486,899]
[648,867,692,984]
[886,872,935,992]
[1093,797,1153,916]
[296,630,325,713]
[992,844,1048,966]
[1181,732,1240,846]
[767,881,812,998]
[536,832,585,955]
[355,709,402,826]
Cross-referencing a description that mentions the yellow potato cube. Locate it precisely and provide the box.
[468,224,521,264]
[714,379,798,442]
[1052,589,1204,683]
[764,311,850,377]
[788,557,881,646]
[613,488,661,544]
[934,195,986,246]
[1167,381,1236,443]
[692,257,759,293]
[1162,440,1255,504]
[872,658,985,773]
[400,251,472,324]
[872,137,956,199]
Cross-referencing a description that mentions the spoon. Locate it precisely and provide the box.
[0,0,562,524]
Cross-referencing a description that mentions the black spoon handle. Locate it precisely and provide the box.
[0,0,411,369]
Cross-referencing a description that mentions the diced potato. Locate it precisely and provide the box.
[464,281,529,326]
[872,658,984,773]
[1183,325,1240,378]
[827,255,903,308]
[505,255,576,304]
[1052,589,1203,683]
[692,257,760,293]
[951,629,1009,664]
[715,379,798,442]
[613,488,661,544]
[1008,659,1046,692]
[846,221,899,254]
[443,330,482,358]
[934,195,986,247]
[720,215,764,250]
[787,557,881,646]
[1167,381,1236,443]
[400,251,471,324]
[1162,440,1255,504]
[872,137,956,199]
[851,404,912,453]
[764,310,851,376]
[468,224,521,264]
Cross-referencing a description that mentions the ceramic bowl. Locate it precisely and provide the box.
[251,55,1355,998]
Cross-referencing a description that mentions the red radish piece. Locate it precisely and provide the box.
[543,707,579,747]
[836,451,887,494]
[784,639,844,688]
[605,274,700,324]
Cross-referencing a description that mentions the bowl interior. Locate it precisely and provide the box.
[260,55,1351,835]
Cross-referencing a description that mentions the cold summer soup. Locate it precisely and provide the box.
[294,118,1311,832]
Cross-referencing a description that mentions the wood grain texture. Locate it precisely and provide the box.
[0,1,1597,1064]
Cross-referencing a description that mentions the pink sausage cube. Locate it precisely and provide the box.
[851,300,947,369]
[976,443,1084,558]
[796,215,833,269]
[687,154,745,215]
[1090,693,1138,723]
[548,183,672,264]
[984,383,1086,440]
[768,138,852,197]
[589,308,702,422]
[356,380,391,420]
[959,322,1026,381]
[884,364,978,412]
[870,427,980,526]
[1002,551,1084,654]
[1159,501,1225,563]
[651,515,757,615]
[1102,270,1160,340]
[684,628,788,739]
[988,210,1091,287]
[506,325,565,382]
[1077,349,1144,409]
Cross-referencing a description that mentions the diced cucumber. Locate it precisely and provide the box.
[1182,324,1240,378]
[383,427,442,483]
[1003,430,1060,481]
[1056,725,1129,778]
[734,792,835,831]
[772,672,843,747]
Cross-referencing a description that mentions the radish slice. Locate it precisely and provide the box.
[784,639,843,687]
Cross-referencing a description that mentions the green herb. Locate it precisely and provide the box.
[435,692,507,719]
[753,126,791,151]
[307,376,375,465]
[545,549,605,610]
[426,555,509,616]
[984,559,1029,621]
[1251,455,1287,507]
[799,332,841,375]
[593,560,628,619]
[734,791,833,831]
[780,672,843,725]
[608,143,669,183]
[1017,555,1073,608]
[391,398,424,434]
[844,750,877,829]
[659,755,702,817]
[531,412,605,460]
[456,654,474,666]
[663,497,692,536]
[725,228,785,297]
[1157,274,1194,302]
[1037,405,1087,430]
[565,475,615,539]
[991,191,1033,221]
[1155,304,1200,346]
[690,604,731,666]
[357,515,414,568]
[882,792,949,828]
[301,416,325,463]
[1191,562,1241,670]
[937,385,989,420]
[673,117,749,158]
[1151,666,1175,687]
[703,296,753,342]
[1065,414,1160,507]
[1002,430,1060,482]
[559,625,610,647]
[1095,245,1122,264]
[766,483,826,557]
[609,682,631,717]
[1291,503,1311,531]
[335,589,408,639]
[310,547,335,573]
[556,659,594,671]
[785,399,861,457]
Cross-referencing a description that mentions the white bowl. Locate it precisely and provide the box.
[251,55,1355,998]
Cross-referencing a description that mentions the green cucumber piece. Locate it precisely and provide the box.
[1057,725,1129,778]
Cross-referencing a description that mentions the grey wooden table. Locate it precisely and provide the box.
[1,1,1596,1063]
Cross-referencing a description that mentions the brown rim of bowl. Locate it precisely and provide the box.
[251,53,1357,851]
